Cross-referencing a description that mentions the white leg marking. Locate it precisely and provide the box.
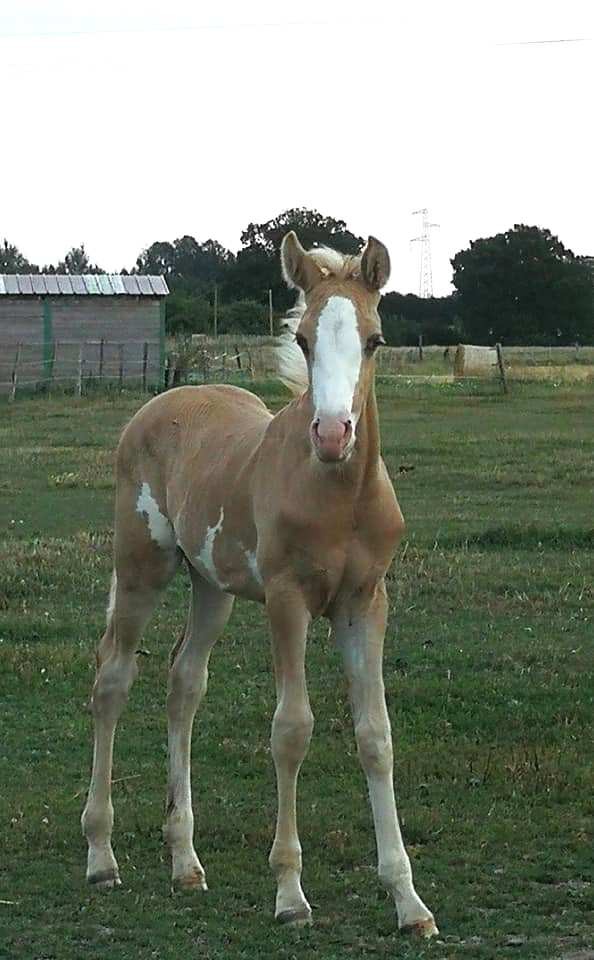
[136,482,175,549]
[335,603,437,935]
[312,296,362,423]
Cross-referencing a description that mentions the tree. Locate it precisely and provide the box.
[46,244,104,274]
[218,299,268,335]
[451,225,594,345]
[135,241,176,277]
[240,208,363,257]
[1,239,38,273]
[136,236,232,285]
[380,292,460,346]
[225,208,364,310]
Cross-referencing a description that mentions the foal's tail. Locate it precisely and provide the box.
[274,292,308,397]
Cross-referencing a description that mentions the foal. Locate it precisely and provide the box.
[81,232,438,937]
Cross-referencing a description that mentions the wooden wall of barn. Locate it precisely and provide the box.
[0,297,163,393]
[0,300,46,388]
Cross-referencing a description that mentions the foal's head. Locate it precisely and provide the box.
[280,231,390,463]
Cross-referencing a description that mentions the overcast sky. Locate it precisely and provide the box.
[1,1,592,296]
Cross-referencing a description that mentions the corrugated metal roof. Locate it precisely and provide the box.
[0,274,169,296]
[122,275,140,295]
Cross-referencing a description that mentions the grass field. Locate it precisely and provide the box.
[1,379,593,960]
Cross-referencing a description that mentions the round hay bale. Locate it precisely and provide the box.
[454,344,498,379]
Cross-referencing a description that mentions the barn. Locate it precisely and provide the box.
[0,274,169,395]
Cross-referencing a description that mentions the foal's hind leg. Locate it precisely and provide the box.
[165,572,234,890]
[82,492,179,888]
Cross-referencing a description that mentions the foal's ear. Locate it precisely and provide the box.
[281,231,324,292]
[361,236,391,291]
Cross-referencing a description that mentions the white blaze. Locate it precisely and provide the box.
[312,296,361,420]
[136,482,175,549]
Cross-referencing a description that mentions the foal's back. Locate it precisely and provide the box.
[119,384,271,478]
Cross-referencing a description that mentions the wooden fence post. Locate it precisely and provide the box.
[76,344,84,397]
[142,341,148,391]
[201,349,209,384]
[118,343,124,390]
[418,334,424,362]
[99,338,105,383]
[495,342,508,394]
[9,343,22,402]
[234,344,242,370]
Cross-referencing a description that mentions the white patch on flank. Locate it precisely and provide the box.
[136,482,176,549]
[312,296,361,420]
[244,547,263,586]
[106,571,117,622]
[196,507,228,590]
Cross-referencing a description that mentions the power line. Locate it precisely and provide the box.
[496,37,592,46]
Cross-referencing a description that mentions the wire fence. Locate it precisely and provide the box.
[3,337,593,400]
[1,339,162,399]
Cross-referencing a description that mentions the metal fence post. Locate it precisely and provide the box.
[142,341,148,391]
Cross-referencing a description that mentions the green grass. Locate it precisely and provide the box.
[1,381,593,960]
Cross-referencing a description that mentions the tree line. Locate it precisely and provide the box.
[2,208,592,345]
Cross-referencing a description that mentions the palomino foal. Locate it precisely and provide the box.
[81,232,438,937]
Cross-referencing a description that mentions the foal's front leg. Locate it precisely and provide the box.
[266,588,314,925]
[332,581,438,937]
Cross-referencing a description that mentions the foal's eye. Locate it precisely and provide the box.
[295,333,310,357]
[366,334,386,354]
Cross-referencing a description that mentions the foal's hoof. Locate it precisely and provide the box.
[172,871,208,893]
[400,917,439,939]
[276,908,313,927]
[88,869,122,890]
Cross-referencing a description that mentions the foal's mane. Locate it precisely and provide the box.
[275,245,362,397]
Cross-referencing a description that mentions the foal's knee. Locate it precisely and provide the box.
[355,719,393,776]
[92,657,137,722]
[167,664,208,721]
[271,706,314,766]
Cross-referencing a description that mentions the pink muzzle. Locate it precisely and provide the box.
[310,415,353,462]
